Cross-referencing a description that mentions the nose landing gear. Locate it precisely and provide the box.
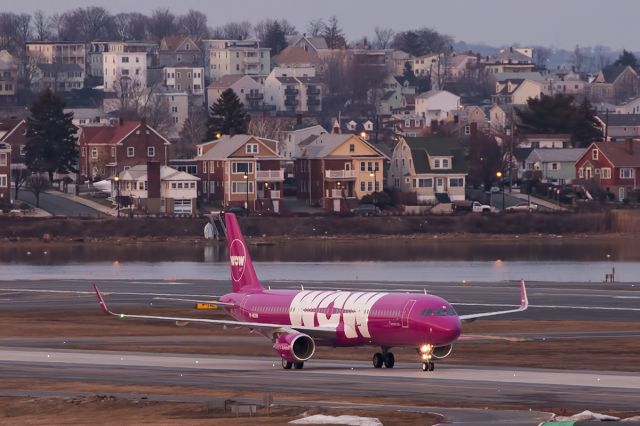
[418,344,435,372]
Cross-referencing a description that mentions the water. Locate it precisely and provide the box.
[0,238,634,282]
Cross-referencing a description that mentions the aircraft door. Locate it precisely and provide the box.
[401,299,416,328]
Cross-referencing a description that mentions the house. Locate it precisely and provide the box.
[596,114,640,140]
[0,141,10,207]
[295,133,389,212]
[484,47,535,74]
[391,50,413,75]
[388,136,468,203]
[614,96,640,114]
[0,119,27,167]
[89,41,158,81]
[78,119,171,180]
[0,50,19,104]
[492,79,541,105]
[489,103,525,134]
[285,34,329,56]
[112,162,199,215]
[412,54,440,78]
[159,35,202,68]
[414,90,460,127]
[264,66,322,114]
[524,148,586,184]
[202,39,270,82]
[206,74,265,112]
[575,140,640,201]
[276,124,327,160]
[26,41,87,72]
[163,66,205,96]
[520,134,571,149]
[393,114,425,137]
[272,46,323,71]
[103,51,147,92]
[590,65,640,103]
[542,70,588,97]
[153,88,189,140]
[195,134,284,212]
[33,63,84,92]
[335,117,378,141]
[64,108,110,127]
[459,106,489,132]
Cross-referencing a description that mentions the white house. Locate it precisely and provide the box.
[524,148,586,184]
[492,79,541,105]
[264,66,322,114]
[277,124,327,160]
[206,74,264,112]
[202,39,270,82]
[113,164,199,215]
[414,90,460,127]
[103,51,147,92]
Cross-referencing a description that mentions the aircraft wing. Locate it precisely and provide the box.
[458,280,528,322]
[93,285,336,341]
[152,297,235,307]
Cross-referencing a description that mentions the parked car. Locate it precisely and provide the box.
[351,204,380,216]
[225,206,249,216]
[506,203,538,212]
[472,201,493,213]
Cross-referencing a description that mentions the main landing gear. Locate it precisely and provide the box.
[281,359,304,370]
[372,348,395,368]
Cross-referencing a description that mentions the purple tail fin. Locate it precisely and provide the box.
[224,213,264,293]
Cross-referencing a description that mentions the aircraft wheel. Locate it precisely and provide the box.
[372,352,384,368]
[422,362,429,372]
[429,362,435,371]
[282,359,292,370]
[293,361,304,369]
[383,352,395,368]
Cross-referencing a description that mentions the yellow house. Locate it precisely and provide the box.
[295,134,389,212]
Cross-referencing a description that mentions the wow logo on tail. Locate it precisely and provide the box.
[229,239,247,282]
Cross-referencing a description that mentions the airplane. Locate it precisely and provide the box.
[94,212,528,372]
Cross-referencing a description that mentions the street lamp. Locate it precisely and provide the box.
[243,174,249,211]
[496,171,504,210]
[360,131,367,139]
[114,175,120,218]
[369,170,376,205]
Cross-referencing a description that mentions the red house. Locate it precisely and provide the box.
[575,140,640,201]
[0,119,27,167]
[0,141,11,207]
[78,119,171,180]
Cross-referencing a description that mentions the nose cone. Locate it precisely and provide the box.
[429,316,461,345]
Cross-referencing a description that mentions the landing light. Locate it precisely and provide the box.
[420,344,432,353]
[119,313,125,319]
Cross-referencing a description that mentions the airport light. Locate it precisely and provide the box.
[243,174,249,211]
[114,175,120,218]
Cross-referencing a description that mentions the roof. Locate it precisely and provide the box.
[593,141,640,167]
[513,147,534,162]
[207,74,245,89]
[404,136,468,174]
[276,76,298,84]
[0,50,17,69]
[599,114,640,127]
[527,148,586,163]
[160,35,197,52]
[197,134,278,160]
[285,35,328,50]
[37,63,83,73]
[601,65,633,83]
[273,47,320,66]
[416,90,458,100]
[494,72,545,83]
[80,121,140,145]
[299,133,387,159]
[0,118,22,133]
[118,164,200,182]
[381,91,396,101]
[493,49,532,64]
[0,141,10,150]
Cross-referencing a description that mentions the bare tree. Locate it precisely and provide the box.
[177,106,207,158]
[27,174,49,208]
[307,19,325,37]
[177,10,208,42]
[12,167,30,200]
[33,11,52,41]
[141,94,174,137]
[222,21,252,40]
[572,44,585,72]
[322,16,346,49]
[15,14,31,46]
[77,7,111,41]
[533,46,551,68]
[248,116,294,140]
[373,27,394,49]
[148,8,176,41]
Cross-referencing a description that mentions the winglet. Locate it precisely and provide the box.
[93,284,114,316]
[519,279,528,311]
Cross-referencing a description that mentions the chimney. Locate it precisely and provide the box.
[147,161,161,199]
[140,116,146,128]
[229,127,236,137]
[625,138,634,155]
[119,117,124,126]
[296,113,303,125]
[244,114,251,131]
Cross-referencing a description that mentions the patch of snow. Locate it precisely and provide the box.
[553,410,620,421]
[290,414,383,426]
[622,416,640,422]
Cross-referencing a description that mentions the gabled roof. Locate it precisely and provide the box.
[527,148,586,163]
[493,49,532,64]
[80,121,140,145]
[273,46,321,66]
[0,118,22,134]
[160,35,199,52]
[591,141,640,167]
[416,89,458,100]
[298,133,388,159]
[0,141,10,150]
[601,65,635,83]
[207,74,245,89]
[285,35,328,51]
[598,114,640,127]
[119,164,200,182]
[404,136,468,174]
[196,134,278,160]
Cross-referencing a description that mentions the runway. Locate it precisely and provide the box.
[0,347,638,412]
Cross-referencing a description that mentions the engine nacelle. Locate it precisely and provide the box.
[432,344,453,359]
[273,333,316,363]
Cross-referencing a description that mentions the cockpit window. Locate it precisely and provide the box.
[434,306,458,316]
[420,308,433,316]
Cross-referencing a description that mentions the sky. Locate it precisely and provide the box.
[4,0,640,51]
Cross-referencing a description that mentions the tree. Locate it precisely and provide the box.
[516,94,602,147]
[614,49,638,69]
[532,46,551,69]
[207,89,248,139]
[403,61,416,86]
[467,132,505,189]
[322,16,346,49]
[26,174,49,208]
[373,27,394,49]
[391,28,453,56]
[262,20,287,56]
[11,167,29,200]
[248,115,294,141]
[25,89,78,182]
[148,8,176,40]
[178,106,207,158]
[211,21,252,40]
[307,19,325,37]
[177,10,208,42]
[572,44,585,72]
[32,10,52,41]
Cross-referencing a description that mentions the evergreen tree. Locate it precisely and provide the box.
[613,49,638,69]
[25,89,78,182]
[206,88,248,139]
[402,61,416,86]
[263,20,287,56]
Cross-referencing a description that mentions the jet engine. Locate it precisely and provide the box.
[273,333,316,362]
[432,344,453,359]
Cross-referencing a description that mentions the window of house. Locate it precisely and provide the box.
[245,144,258,154]
[360,181,365,192]
[0,174,7,187]
[177,182,183,189]
[360,161,365,171]
[147,146,155,157]
[232,162,253,174]
[620,168,635,179]
[122,56,129,63]
[81,146,86,157]
[434,159,440,168]
[111,147,116,157]
[91,148,98,159]
[0,153,5,166]
[551,162,559,170]
[138,182,144,190]
[602,168,611,179]
[127,147,135,157]
[232,181,253,193]
[449,178,464,187]
[579,168,584,178]
[417,178,432,188]
[442,159,450,168]
[592,149,599,160]
[367,162,373,171]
